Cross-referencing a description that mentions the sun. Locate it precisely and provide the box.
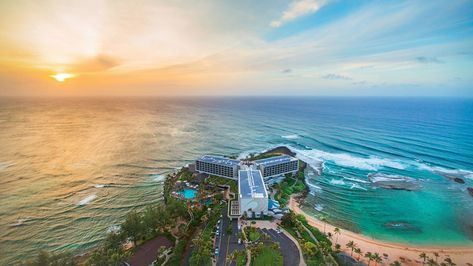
[50,73,75,82]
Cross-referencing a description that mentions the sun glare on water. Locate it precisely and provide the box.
[51,73,75,82]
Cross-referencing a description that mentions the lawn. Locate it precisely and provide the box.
[207,175,238,194]
[248,231,260,242]
[251,246,283,266]
[236,253,247,266]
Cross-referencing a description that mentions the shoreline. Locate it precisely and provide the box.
[288,196,473,265]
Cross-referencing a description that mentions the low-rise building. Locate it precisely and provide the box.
[238,167,268,218]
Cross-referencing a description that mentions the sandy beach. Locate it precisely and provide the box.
[289,196,473,265]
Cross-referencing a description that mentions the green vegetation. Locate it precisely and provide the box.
[189,204,223,266]
[20,251,76,266]
[244,226,261,242]
[272,162,307,207]
[206,175,238,194]
[249,152,282,161]
[250,245,283,266]
[235,251,247,266]
[280,211,334,266]
[274,177,306,207]
[87,198,188,265]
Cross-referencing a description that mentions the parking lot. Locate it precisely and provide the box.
[214,207,245,266]
[257,228,300,266]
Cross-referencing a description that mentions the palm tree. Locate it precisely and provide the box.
[373,253,382,266]
[390,261,402,266]
[334,227,341,245]
[354,248,362,261]
[365,252,374,266]
[346,240,356,256]
[433,252,439,263]
[427,258,439,266]
[443,257,456,266]
[321,216,328,234]
[419,252,428,265]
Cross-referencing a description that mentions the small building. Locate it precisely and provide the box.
[195,155,239,179]
[238,167,268,218]
[254,155,299,179]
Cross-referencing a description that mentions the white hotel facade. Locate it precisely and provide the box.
[195,154,299,217]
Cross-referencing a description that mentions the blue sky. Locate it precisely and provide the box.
[0,0,472,96]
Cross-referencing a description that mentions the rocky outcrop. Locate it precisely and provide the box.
[261,146,296,157]
[453,177,465,184]
[368,173,422,191]
[384,221,422,233]
[468,187,473,197]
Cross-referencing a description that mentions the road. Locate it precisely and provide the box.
[259,228,300,266]
[215,207,245,266]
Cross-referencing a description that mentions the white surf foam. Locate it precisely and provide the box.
[344,177,370,184]
[151,174,166,182]
[290,147,405,171]
[0,162,14,171]
[350,183,368,191]
[78,194,97,206]
[107,225,121,233]
[314,204,324,211]
[13,217,30,227]
[329,179,346,186]
[306,182,322,192]
[368,173,416,183]
[282,134,299,139]
[417,164,473,180]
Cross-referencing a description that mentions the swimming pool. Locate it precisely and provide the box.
[178,188,197,199]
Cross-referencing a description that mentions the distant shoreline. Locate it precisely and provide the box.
[288,196,473,265]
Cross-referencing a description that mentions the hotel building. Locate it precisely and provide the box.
[195,153,299,217]
[238,166,268,218]
[195,155,239,179]
[254,155,299,179]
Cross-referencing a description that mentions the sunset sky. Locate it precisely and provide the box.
[1,0,472,97]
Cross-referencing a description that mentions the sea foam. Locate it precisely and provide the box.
[0,162,14,171]
[282,134,299,139]
[78,194,97,206]
[290,146,405,171]
[329,179,346,186]
[417,164,473,180]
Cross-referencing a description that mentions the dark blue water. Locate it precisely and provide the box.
[1,97,472,264]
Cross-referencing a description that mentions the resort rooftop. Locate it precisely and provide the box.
[254,155,297,167]
[198,155,240,167]
[238,168,267,199]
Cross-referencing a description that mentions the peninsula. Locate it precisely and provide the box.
[21,146,473,266]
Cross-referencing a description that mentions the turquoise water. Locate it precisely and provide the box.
[0,97,472,264]
[178,188,197,199]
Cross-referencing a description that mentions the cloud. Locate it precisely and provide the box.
[281,68,292,73]
[322,73,352,80]
[270,0,328,28]
[71,55,121,73]
[415,56,444,64]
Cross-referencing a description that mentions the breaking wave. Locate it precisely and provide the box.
[78,194,97,206]
[368,173,422,191]
[417,164,473,180]
[282,134,299,139]
[0,162,14,171]
[290,147,405,171]
[329,179,346,186]
[350,183,368,191]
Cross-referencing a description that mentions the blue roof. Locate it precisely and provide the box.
[254,155,296,167]
[238,169,267,198]
[197,155,239,167]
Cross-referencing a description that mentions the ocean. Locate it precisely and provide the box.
[0,97,472,264]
